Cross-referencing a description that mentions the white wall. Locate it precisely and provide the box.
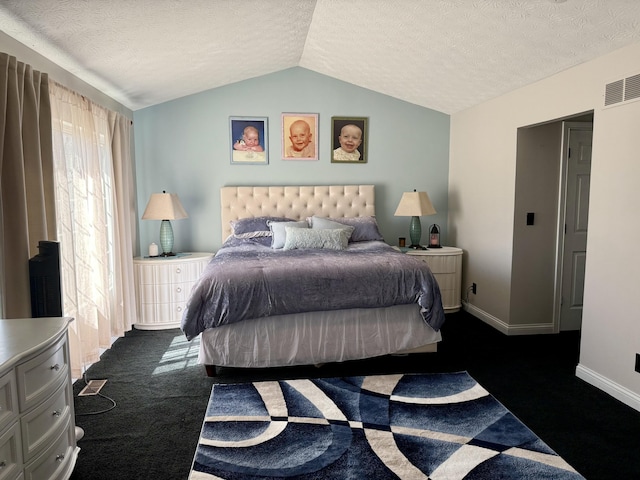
[450,42,640,410]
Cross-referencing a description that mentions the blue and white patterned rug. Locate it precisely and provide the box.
[189,372,584,479]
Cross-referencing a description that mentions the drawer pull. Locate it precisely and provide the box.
[56,454,65,463]
[51,363,60,371]
[177,306,183,312]
[175,267,181,274]
[53,409,62,417]
[176,287,182,293]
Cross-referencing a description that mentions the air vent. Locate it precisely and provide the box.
[604,73,640,107]
[624,73,640,102]
[605,79,624,106]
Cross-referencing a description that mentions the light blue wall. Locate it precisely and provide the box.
[133,67,450,254]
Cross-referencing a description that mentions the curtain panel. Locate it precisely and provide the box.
[0,53,56,318]
[49,82,136,378]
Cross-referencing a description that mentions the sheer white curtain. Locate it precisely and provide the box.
[49,81,136,378]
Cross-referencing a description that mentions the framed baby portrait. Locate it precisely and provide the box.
[229,116,269,165]
[331,116,368,164]
[281,113,319,161]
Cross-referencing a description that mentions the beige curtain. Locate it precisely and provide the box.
[49,81,136,378]
[0,53,56,318]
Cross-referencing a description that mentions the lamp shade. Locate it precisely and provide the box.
[141,192,188,220]
[142,192,188,256]
[394,190,436,250]
[394,191,436,217]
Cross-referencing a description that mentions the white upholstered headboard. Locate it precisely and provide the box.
[220,185,375,242]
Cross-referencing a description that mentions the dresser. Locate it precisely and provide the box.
[133,252,214,329]
[0,317,78,480]
[399,246,463,313]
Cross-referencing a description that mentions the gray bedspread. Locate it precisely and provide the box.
[181,240,445,340]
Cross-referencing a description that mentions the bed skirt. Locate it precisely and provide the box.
[198,303,441,369]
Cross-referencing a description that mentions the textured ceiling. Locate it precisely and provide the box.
[1,0,639,113]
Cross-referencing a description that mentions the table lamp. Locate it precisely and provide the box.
[141,191,188,256]
[394,190,436,250]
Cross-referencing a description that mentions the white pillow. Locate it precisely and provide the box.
[283,227,350,251]
[267,220,309,249]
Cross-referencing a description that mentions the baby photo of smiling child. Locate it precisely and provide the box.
[282,113,318,161]
[331,116,368,163]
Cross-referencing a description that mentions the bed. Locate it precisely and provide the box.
[181,185,445,376]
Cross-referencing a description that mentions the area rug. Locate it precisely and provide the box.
[189,372,584,479]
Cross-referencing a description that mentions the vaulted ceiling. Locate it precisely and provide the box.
[1,0,639,113]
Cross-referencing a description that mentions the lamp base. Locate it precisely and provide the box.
[408,244,427,250]
[159,252,176,257]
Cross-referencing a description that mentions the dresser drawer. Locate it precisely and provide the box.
[20,380,70,462]
[0,371,18,433]
[23,416,74,480]
[16,336,68,413]
[0,422,22,480]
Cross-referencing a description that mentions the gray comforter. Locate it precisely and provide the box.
[181,240,445,340]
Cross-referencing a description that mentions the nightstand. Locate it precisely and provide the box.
[399,246,463,313]
[133,252,214,329]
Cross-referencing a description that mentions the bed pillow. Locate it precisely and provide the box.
[230,216,295,238]
[309,215,383,242]
[283,227,350,251]
[309,216,355,240]
[267,220,309,249]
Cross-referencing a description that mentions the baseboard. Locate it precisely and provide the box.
[462,302,556,335]
[576,364,640,413]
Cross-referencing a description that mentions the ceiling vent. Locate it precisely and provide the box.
[604,73,640,107]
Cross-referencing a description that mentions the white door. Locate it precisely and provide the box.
[559,124,592,331]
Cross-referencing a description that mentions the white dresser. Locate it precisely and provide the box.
[0,317,78,480]
[133,252,214,330]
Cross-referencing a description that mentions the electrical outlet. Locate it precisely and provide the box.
[635,354,640,373]
[472,283,477,295]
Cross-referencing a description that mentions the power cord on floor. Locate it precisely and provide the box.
[75,373,117,416]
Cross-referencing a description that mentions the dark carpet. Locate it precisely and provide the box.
[69,311,640,479]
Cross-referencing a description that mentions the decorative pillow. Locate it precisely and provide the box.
[309,215,383,242]
[309,216,355,240]
[230,216,295,238]
[267,220,309,249]
[283,227,350,251]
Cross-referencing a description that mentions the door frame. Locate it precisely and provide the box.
[553,121,592,333]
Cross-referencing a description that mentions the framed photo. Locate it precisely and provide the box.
[230,116,269,165]
[331,116,368,163]
[281,113,318,161]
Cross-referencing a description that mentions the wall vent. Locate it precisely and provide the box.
[604,73,640,107]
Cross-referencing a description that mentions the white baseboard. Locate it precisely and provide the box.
[462,302,556,335]
[576,364,640,413]
[462,302,640,414]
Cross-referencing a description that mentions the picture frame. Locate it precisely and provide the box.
[331,116,368,163]
[230,116,269,165]
[281,113,319,161]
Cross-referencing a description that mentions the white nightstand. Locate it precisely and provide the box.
[133,252,214,329]
[398,246,463,313]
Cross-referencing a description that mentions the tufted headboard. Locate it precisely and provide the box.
[220,185,375,242]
